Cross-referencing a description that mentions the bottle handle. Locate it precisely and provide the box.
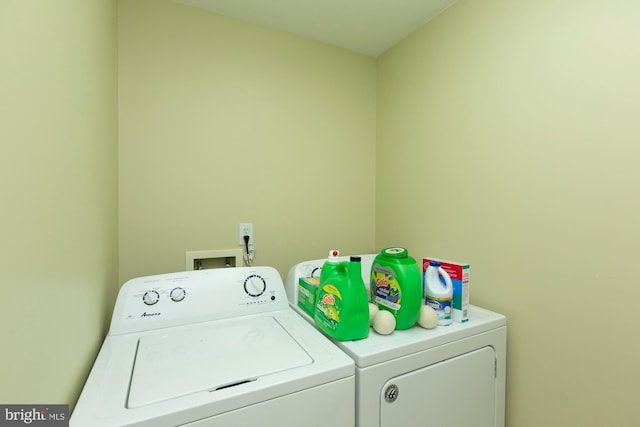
[438,267,453,290]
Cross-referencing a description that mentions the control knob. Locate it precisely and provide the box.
[244,274,266,297]
[170,287,186,302]
[142,290,160,305]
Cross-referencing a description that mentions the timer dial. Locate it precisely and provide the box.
[170,287,186,302]
[143,290,160,305]
[243,274,266,297]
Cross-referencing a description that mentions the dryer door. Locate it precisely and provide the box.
[380,346,496,427]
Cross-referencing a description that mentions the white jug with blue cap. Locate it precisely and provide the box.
[423,260,453,326]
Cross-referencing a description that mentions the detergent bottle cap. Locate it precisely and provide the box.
[382,247,409,258]
[327,250,340,262]
[350,256,361,262]
[429,260,441,267]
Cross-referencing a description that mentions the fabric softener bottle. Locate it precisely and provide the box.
[370,247,422,330]
[314,255,369,341]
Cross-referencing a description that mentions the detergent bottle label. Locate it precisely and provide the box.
[371,265,401,314]
[315,285,342,331]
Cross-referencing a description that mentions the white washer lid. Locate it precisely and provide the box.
[128,315,312,408]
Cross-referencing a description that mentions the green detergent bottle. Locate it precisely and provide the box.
[319,249,341,285]
[370,247,422,330]
[314,255,370,341]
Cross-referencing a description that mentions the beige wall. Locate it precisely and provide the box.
[0,0,118,407]
[118,0,377,283]
[377,0,640,425]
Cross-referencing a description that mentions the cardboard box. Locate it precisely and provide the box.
[297,277,319,317]
[422,258,470,323]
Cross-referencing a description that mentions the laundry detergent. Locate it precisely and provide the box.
[370,247,422,330]
[314,255,369,341]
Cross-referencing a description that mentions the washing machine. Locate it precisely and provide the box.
[286,255,507,427]
[71,266,355,427]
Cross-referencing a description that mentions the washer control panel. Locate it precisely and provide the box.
[109,267,289,335]
[140,287,186,305]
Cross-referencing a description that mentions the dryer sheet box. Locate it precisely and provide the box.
[297,277,319,317]
[422,258,470,323]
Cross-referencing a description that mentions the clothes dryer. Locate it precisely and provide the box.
[286,256,506,427]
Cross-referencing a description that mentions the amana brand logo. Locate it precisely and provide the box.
[141,311,161,317]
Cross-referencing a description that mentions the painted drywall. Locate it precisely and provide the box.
[0,0,118,407]
[118,0,377,283]
[377,0,640,425]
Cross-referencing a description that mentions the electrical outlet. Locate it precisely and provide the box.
[238,223,253,245]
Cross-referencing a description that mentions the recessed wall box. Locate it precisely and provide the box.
[186,249,243,271]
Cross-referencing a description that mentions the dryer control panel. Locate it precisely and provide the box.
[109,267,289,335]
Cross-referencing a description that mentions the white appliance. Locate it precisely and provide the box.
[71,267,355,427]
[286,255,507,427]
